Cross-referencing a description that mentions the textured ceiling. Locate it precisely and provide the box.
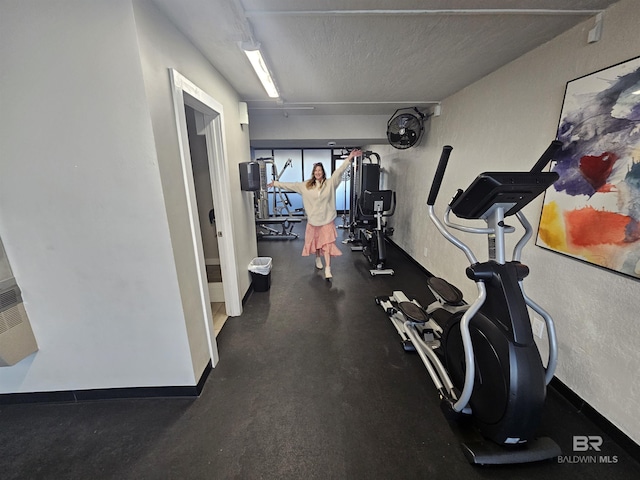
[152,0,617,119]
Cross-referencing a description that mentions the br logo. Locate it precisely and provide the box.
[573,435,603,452]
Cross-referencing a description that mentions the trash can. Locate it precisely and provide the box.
[249,257,272,292]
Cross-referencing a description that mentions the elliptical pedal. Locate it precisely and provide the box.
[397,301,430,323]
[427,276,464,305]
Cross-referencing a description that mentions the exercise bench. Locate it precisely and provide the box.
[256,217,302,239]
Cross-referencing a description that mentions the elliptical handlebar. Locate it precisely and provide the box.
[530,140,562,173]
[427,145,453,206]
[427,145,480,265]
[428,141,562,247]
[426,141,561,406]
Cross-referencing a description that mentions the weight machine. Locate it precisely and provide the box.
[346,150,396,275]
[241,157,302,239]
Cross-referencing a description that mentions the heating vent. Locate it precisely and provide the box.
[0,283,38,366]
[0,284,22,333]
[1,288,19,309]
[0,302,26,334]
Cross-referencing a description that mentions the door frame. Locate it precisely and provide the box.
[169,69,242,364]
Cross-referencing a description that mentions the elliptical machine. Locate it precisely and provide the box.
[376,141,563,464]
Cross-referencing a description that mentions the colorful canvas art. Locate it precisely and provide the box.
[536,56,640,279]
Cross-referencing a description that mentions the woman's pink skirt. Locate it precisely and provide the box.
[301,223,342,257]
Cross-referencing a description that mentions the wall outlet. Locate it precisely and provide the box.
[423,247,429,258]
[532,317,545,339]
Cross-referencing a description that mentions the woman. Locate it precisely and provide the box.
[268,149,362,279]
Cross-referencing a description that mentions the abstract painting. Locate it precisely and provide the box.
[536,56,640,279]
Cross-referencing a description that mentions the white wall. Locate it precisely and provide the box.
[0,0,259,394]
[249,114,390,148]
[0,0,195,391]
[371,0,640,444]
[132,1,257,321]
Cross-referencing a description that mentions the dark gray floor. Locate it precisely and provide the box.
[1,223,639,479]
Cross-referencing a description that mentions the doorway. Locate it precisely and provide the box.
[183,104,227,336]
[169,69,242,365]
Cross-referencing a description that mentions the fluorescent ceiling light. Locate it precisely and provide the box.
[250,106,315,110]
[242,44,280,98]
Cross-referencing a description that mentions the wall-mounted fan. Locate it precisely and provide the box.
[386,107,425,150]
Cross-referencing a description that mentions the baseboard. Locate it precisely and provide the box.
[243,285,253,305]
[387,237,434,278]
[0,361,213,405]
